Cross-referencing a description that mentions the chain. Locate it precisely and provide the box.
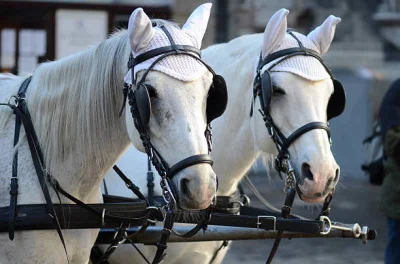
[280,159,297,193]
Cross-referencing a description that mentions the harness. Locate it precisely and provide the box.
[0,24,227,264]
[250,31,346,263]
[0,28,376,264]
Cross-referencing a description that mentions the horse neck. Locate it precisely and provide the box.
[203,34,266,196]
[27,31,131,199]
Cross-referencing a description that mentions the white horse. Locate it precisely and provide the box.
[100,8,343,264]
[0,4,220,264]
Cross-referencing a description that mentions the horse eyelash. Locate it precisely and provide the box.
[272,86,286,95]
[147,85,158,99]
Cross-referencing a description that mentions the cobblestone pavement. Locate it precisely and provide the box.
[222,176,386,264]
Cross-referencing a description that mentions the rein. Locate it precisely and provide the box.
[0,25,220,264]
[0,77,162,263]
[120,25,224,264]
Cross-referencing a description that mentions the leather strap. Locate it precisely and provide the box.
[147,159,155,206]
[208,240,229,264]
[95,226,127,264]
[265,189,296,264]
[130,45,201,68]
[10,102,70,262]
[152,210,175,264]
[167,154,214,179]
[8,109,21,240]
[277,122,331,162]
[112,165,148,203]
[263,48,322,68]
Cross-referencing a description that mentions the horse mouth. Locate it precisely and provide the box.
[296,185,330,204]
[178,198,213,211]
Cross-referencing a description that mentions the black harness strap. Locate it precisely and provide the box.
[95,225,127,264]
[167,154,214,179]
[250,31,337,263]
[112,165,148,203]
[8,89,24,240]
[147,159,155,206]
[130,45,200,67]
[2,78,158,264]
[152,210,174,264]
[6,77,70,262]
[208,240,229,264]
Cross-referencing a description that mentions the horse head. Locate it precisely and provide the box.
[253,9,344,203]
[124,4,224,210]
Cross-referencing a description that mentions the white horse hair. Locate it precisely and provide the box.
[100,8,343,264]
[0,3,218,263]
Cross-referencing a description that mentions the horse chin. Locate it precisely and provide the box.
[298,195,325,204]
[178,197,213,211]
[296,185,329,204]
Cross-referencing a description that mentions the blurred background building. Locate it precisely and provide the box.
[0,0,399,177]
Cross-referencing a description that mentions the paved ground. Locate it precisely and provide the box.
[222,175,386,264]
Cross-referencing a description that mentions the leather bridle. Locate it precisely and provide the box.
[120,25,225,263]
[251,32,337,263]
[120,26,221,211]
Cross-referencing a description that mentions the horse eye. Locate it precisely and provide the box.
[272,86,285,95]
[146,85,158,99]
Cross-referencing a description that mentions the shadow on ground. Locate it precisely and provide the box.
[222,175,386,264]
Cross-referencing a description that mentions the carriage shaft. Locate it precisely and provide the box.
[96,225,375,245]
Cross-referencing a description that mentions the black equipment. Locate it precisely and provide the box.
[121,25,228,212]
[251,31,347,263]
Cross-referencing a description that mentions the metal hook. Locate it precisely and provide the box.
[319,215,332,235]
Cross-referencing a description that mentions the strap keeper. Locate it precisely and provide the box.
[156,242,168,251]
[10,178,18,195]
[281,205,291,218]
[257,216,276,230]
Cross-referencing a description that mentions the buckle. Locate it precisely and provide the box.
[257,216,276,230]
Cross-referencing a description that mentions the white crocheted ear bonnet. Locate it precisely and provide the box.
[124,4,212,84]
[261,9,341,81]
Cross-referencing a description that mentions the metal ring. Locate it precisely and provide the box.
[102,208,106,227]
[146,206,161,223]
[319,215,332,235]
[8,95,19,107]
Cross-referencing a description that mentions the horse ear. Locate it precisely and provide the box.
[262,8,289,58]
[128,8,155,54]
[182,3,212,48]
[307,15,341,55]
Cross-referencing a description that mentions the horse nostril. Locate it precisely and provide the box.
[334,169,339,182]
[180,178,190,196]
[302,163,313,181]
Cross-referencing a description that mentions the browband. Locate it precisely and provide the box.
[128,45,201,69]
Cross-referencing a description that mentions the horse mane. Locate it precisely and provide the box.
[20,30,131,172]
[0,19,190,175]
